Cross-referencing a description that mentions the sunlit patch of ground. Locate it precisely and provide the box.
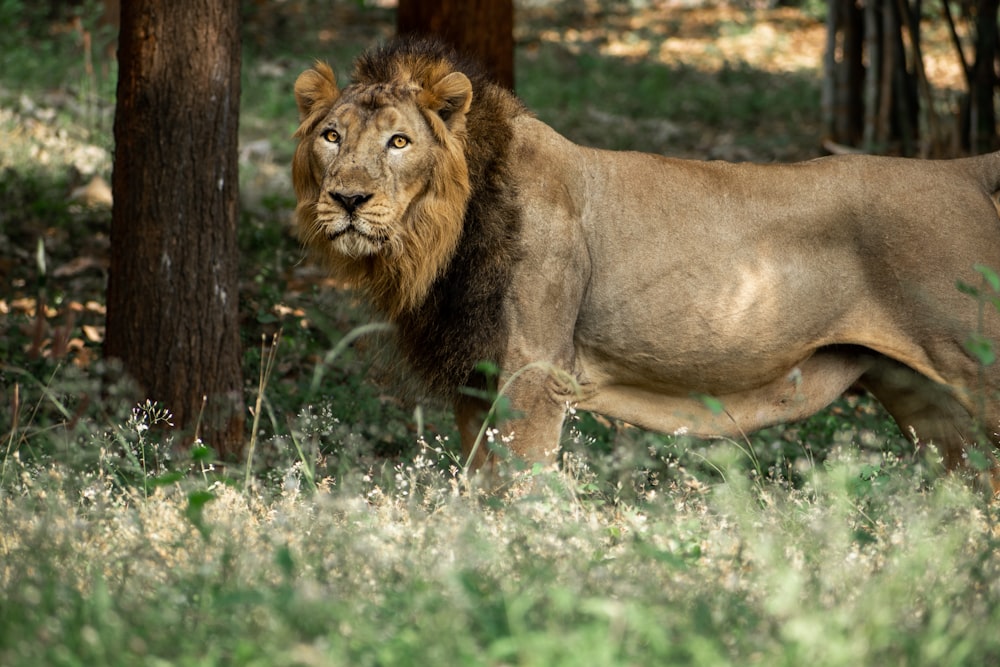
[528,2,967,91]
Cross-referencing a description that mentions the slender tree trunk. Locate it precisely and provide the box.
[842,0,865,145]
[824,0,866,147]
[106,0,244,458]
[887,1,917,155]
[863,0,881,150]
[397,0,515,89]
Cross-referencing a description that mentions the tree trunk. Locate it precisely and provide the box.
[106,0,244,458]
[824,0,866,147]
[842,0,865,145]
[397,0,515,89]
[968,0,999,152]
[862,0,881,149]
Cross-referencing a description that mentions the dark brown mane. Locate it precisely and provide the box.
[353,37,527,400]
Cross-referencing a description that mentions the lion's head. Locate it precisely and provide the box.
[292,48,474,318]
[292,39,526,400]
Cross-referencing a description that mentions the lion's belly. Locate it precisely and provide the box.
[573,335,811,396]
[573,345,873,438]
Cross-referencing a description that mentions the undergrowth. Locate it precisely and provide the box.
[2,424,999,666]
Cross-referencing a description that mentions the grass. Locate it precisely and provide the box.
[519,42,822,159]
[3,1,1000,665]
[2,447,999,666]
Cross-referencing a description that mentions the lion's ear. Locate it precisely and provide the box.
[294,62,339,122]
[429,71,472,127]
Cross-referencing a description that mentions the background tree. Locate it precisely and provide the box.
[965,0,999,152]
[397,0,515,89]
[106,0,245,457]
[824,0,998,156]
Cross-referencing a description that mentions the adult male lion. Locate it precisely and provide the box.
[293,38,1000,486]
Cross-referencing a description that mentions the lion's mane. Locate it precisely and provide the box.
[294,38,526,399]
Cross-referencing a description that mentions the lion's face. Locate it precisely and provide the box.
[292,61,474,317]
[303,93,438,258]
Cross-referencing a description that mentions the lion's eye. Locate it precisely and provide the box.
[321,129,340,144]
[389,134,410,149]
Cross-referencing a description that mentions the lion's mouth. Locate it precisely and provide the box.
[328,223,382,242]
[326,225,353,241]
[324,219,388,254]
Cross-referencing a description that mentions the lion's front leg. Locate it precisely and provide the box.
[455,394,493,473]
[455,368,570,483]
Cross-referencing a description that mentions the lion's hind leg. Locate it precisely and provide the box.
[859,357,1000,493]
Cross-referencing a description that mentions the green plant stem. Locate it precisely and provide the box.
[307,322,393,399]
[246,331,281,490]
[462,361,579,479]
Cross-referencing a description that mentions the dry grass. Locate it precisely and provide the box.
[2,444,1000,666]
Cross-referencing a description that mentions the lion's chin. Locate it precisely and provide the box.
[328,228,386,258]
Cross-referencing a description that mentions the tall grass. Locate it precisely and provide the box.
[1,446,998,666]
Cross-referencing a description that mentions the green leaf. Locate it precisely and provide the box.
[966,448,991,472]
[859,464,881,481]
[956,280,980,298]
[490,395,515,422]
[458,386,495,402]
[185,490,216,538]
[697,394,726,415]
[974,264,1000,292]
[275,544,295,578]
[964,333,996,367]
[191,445,215,464]
[149,470,185,487]
[474,360,501,377]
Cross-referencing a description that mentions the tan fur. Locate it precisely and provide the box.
[294,39,1000,491]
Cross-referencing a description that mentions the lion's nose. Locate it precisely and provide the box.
[331,192,372,214]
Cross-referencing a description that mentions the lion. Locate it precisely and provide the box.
[293,38,1000,489]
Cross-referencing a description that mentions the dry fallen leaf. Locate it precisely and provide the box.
[68,175,113,208]
[82,324,104,343]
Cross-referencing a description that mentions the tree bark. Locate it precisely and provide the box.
[824,0,867,147]
[842,0,865,145]
[106,0,244,458]
[968,0,999,152]
[397,0,515,89]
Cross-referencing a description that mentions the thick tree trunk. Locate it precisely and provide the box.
[106,0,244,458]
[397,0,515,89]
